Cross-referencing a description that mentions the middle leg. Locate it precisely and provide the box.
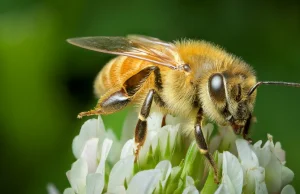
[134,89,162,162]
[194,108,219,183]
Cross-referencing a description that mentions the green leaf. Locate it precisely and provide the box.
[173,177,185,194]
[169,132,184,166]
[181,141,206,190]
[164,132,171,159]
[143,145,156,170]
[154,140,162,164]
[153,181,163,194]
[165,166,183,193]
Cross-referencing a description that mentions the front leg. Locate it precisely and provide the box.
[194,108,219,183]
[242,114,253,143]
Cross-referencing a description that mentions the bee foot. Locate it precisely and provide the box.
[77,110,99,118]
[214,175,220,184]
[134,143,141,163]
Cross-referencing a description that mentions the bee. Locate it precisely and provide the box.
[67,35,300,183]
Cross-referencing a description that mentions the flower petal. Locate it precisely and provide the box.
[264,155,282,192]
[214,126,237,154]
[155,160,172,187]
[139,130,158,165]
[120,139,134,159]
[147,112,163,131]
[165,114,181,126]
[96,138,113,174]
[281,166,294,188]
[222,151,243,194]
[253,168,268,194]
[215,175,233,194]
[127,169,162,194]
[281,185,296,194]
[80,138,99,173]
[182,186,199,194]
[86,173,104,194]
[162,124,180,156]
[108,186,126,194]
[105,129,122,163]
[120,111,137,142]
[236,139,259,168]
[108,156,134,192]
[242,163,267,193]
[67,159,88,193]
[72,118,105,159]
[185,176,194,187]
[274,142,285,163]
[157,127,169,156]
[253,140,262,149]
[251,142,271,168]
[63,188,75,194]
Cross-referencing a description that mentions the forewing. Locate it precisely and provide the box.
[127,34,173,47]
[67,36,183,69]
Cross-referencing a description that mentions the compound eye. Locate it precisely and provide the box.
[209,73,226,101]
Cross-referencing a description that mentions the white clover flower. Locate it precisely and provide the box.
[57,112,295,194]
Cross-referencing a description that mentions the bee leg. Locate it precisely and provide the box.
[153,92,167,127]
[161,115,167,127]
[78,88,131,118]
[78,66,163,119]
[194,108,219,184]
[77,109,102,118]
[242,114,253,143]
[152,66,163,91]
[152,67,167,127]
[134,89,157,162]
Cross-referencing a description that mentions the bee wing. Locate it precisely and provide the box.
[127,34,174,47]
[67,36,183,69]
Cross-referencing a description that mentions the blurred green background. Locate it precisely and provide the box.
[0,0,299,193]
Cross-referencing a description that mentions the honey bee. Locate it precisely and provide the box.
[67,35,300,183]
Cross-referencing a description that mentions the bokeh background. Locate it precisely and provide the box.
[1,0,299,193]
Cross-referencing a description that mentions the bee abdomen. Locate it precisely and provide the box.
[94,56,149,97]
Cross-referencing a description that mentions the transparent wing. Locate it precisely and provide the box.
[67,35,184,69]
[127,34,173,47]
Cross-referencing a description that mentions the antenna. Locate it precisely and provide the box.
[248,81,300,96]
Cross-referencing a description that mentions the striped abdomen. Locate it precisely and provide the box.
[94,56,157,98]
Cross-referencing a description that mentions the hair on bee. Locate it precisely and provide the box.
[68,35,300,183]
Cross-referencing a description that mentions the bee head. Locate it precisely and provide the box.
[200,72,257,128]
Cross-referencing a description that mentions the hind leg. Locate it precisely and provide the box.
[77,66,162,118]
[77,88,131,118]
